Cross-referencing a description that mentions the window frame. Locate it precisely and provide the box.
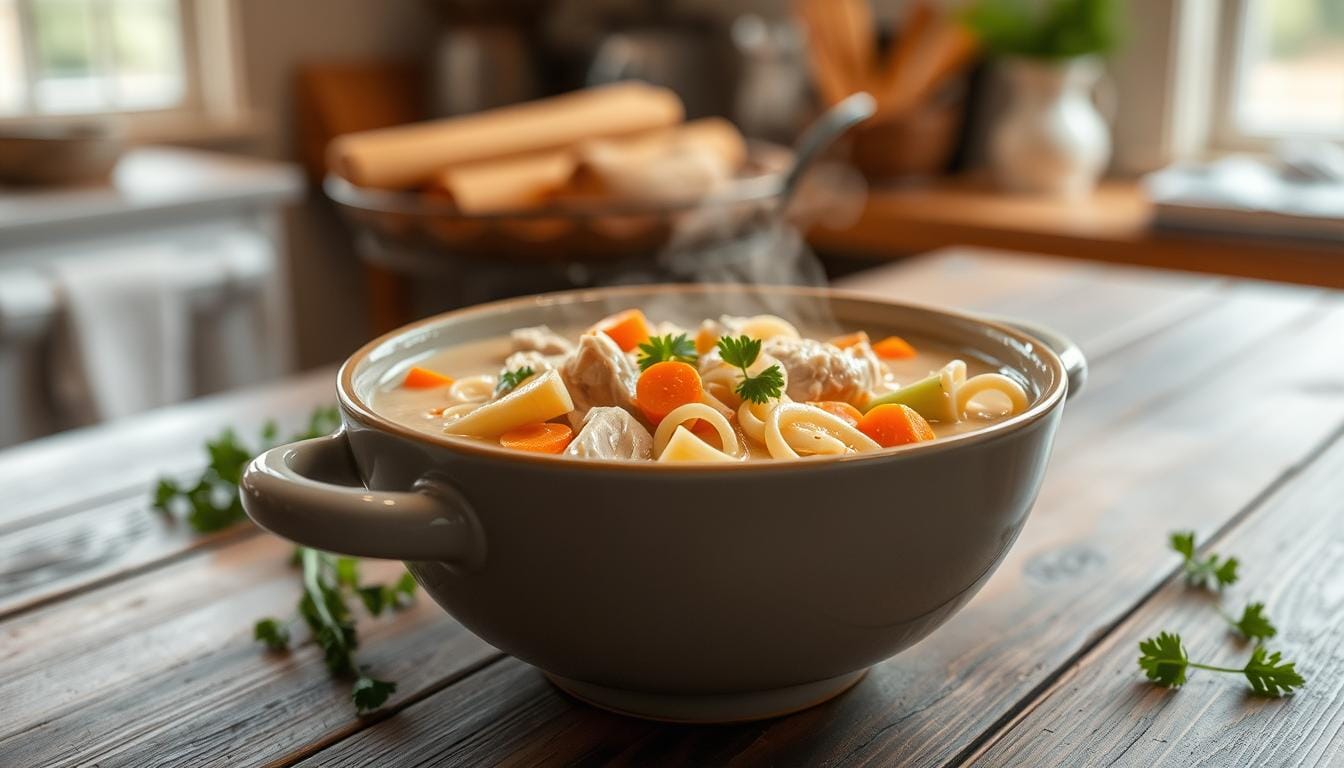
[1208,0,1344,151]
[0,0,249,141]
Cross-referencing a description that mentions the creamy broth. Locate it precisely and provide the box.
[370,312,1031,463]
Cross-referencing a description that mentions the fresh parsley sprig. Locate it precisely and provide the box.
[254,548,416,713]
[1138,632,1304,696]
[1223,601,1277,642]
[495,366,535,396]
[150,407,416,714]
[1169,530,1240,590]
[637,333,698,371]
[153,407,340,533]
[716,335,785,404]
[1139,531,1303,697]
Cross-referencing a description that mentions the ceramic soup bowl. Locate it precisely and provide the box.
[240,284,1085,723]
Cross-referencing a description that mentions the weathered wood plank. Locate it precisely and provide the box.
[0,368,335,529]
[968,429,1344,767]
[292,298,1344,767]
[0,252,1325,768]
[0,251,1221,623]
[0,535,498,768]
[0,371,335,620]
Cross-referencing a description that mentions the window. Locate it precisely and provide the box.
[0,0,191,118]
[0,0,244,135]
[1215,0,1344,145]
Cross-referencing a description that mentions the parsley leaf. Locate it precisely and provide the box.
[716,334,785,404]
[152,407,341,534]
[1230,602,1278,642]
[1243,645,1305,696]
[1169,529,1240,590]
[1138,631,1189,687]
[253,618,291,651]
[495,366,535,396]
[150,406,416,714]
[352,676,398,713]
[637,333,698,371]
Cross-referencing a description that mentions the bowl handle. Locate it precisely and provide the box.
[992,318,1088,398]
[240,431,486,568]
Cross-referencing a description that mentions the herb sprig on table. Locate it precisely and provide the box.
[150,407,415,714]
[1137,531,1304,696]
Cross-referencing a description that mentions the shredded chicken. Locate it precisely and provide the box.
[762,336,877,405]
[510,325,574,356]
[561,332,640,417]
[565,406,653,460]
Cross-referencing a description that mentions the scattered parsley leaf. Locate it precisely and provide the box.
[716,335,785,404]
[1169,529,1240,590]
[152,406,415,714]
[1138,631,1189,687]
[254,618,291,651]
[352,676,398,713]
[1243,645,1305,696]
[496,366,535,396]
[637,333,698,371]
[1230,602,1278,642]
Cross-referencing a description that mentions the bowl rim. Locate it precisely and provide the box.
[337,283,1069,473]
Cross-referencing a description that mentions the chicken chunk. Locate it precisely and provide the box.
[510,325,574,356]
[762,336,878,405]
[564,406,653,460]
[561,331,640,417]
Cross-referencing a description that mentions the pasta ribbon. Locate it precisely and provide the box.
[652,402,742,459]
[955,373,1029,418]
[764,403,881,459]
[448,374,495,403]
[736,314,801,341]
[445,368,573,438]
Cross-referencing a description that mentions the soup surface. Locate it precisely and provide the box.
[370,310,1032,463]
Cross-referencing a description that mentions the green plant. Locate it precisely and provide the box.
[151,407,416,714]
[963,0,1124,60]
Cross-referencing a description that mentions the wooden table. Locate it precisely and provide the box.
[3,248,1343,767]
[809,178,1344,290]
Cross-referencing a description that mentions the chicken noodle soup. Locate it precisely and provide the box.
[371,310,1032,463]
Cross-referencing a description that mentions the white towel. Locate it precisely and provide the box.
[48,243,231,426]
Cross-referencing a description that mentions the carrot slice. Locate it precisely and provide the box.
[828,331,870,350]
[857,403,936,447]
[807,400,863,427]
[594,308,653,352]
[872,335,917,359]
[403,366,455,389]
[636,361,704,423]
[499,422,573,454]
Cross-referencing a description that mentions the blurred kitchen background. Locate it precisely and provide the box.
[0,0,1341,448]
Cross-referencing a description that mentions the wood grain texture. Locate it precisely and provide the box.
[0,535,498,768]
[2,250,1337,768]
[0,370,335,620]
[288,275,1344,766]
[969,430,1344,767]
[809,179,1344,290]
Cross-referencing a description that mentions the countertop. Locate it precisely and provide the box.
[2,248,1342,766]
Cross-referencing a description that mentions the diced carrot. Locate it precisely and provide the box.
[858,403,936,447]
[499,422,573,454]
[828,331,870,350]
[636,361,703,423]
[593,308,652,352]
[807,400,863,427]
[872,335,918,359]
[695,326,719,355]
[403,366,455,389]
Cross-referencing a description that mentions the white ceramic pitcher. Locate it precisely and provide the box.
[990,56,1111,198]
